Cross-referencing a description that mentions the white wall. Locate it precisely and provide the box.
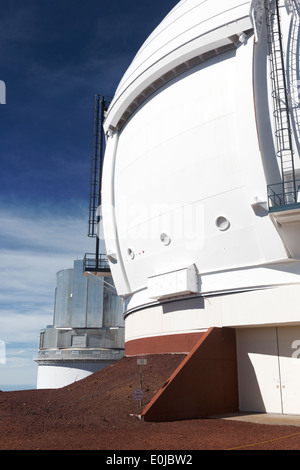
[36,362,110,389]
[237,326,300,414]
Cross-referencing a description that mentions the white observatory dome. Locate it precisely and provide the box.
[104,0,254,132]
[102,0,300,418]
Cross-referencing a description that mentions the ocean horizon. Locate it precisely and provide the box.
[1,384,36,392]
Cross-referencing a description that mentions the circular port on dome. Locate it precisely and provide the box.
[160,233,171,246]
[127,248,135,259]
[215,216,230,231]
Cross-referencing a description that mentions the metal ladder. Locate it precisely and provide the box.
[88,94,111,237]
[266,0,296,204]
[87,94,111,271]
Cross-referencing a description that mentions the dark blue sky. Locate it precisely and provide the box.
[0,0,178,389]
[0,0,177,214]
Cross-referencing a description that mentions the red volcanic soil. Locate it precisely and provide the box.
[1,354,300,450]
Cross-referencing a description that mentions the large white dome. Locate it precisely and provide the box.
[101,1,300,418]
[104,0,254,132]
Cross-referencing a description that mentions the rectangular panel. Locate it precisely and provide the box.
[54,270,73,328]
[148,265,198,299]
[71,335,86,347]
[86,278,103,328]
[236,327,282,413]
[278,326,300,415]
[71,260,88,327]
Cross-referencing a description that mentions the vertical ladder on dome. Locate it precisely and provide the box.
[86,94,111,274]
[266,0,296,205]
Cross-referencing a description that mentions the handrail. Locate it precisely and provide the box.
[83,253,110,273]
[267,178,300,209]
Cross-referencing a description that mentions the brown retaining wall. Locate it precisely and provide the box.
[125,331,206,356]
[141,327,239,422]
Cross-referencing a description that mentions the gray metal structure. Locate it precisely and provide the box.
[35,259,124,387]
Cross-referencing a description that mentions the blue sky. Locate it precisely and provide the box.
[0,0,177,390]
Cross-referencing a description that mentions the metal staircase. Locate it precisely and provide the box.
[266,0,297,207]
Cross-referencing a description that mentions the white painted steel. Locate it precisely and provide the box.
[103,1,295,302]
[102,0,300,414]
[36,362,110,389]
[104,0,254,132]
[236,327,283,413]
[237,326,300,415]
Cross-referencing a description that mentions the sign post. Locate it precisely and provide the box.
[133,356,147,412]
[133,388,144,413]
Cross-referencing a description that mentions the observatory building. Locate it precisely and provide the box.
[35,258,124,389]
[100,0,300,418]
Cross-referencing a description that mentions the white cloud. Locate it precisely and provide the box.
[0,310,52,344]
[0,204,95,389]
[0,344,39,389]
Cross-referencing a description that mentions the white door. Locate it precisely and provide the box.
[237,326,300,415]
[237,327,283,413]
[277,326,300,415]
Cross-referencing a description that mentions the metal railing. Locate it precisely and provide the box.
[83,253,110,273]
[267,178,300,210]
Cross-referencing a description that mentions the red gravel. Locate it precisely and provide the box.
[1,354,300,450]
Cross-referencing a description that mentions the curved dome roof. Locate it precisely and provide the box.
[104,0,254,132]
